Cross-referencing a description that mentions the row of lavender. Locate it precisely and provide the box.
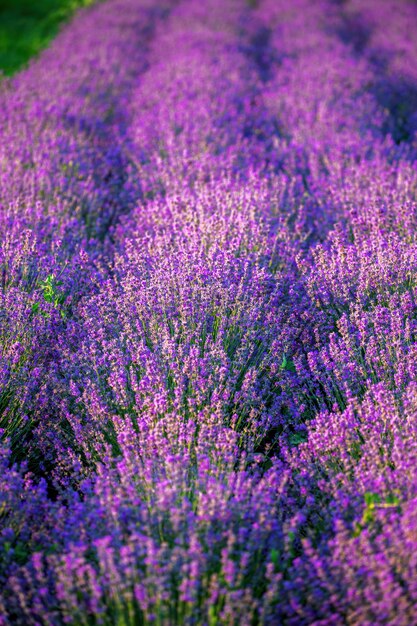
[1,0,417,623]
[253,1,417,622]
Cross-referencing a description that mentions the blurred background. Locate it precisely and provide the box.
[0,0,94,75]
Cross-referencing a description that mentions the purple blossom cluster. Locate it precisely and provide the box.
[1,0,417,623]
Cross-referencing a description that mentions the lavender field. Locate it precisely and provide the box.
[1,0,417,623]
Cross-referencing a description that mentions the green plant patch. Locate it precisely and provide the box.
[0,0,95,76]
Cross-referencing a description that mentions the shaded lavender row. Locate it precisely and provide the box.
[0,0,173,467]
[341,0,417,143]
[1,0,417,623]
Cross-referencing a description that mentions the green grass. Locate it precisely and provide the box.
[0,0,96,76]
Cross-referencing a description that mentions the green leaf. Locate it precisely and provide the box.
[289,432,307,446]
[364,492,380,507]
[280,354,296,372]
[270,548,280,567]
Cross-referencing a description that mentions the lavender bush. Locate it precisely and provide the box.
[1,0,417,623]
